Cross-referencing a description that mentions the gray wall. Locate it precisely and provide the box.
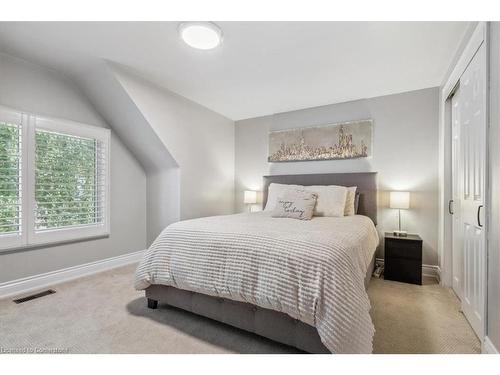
[0,53,147,283]
[112,66,235,221]
[488,21,500,352]
[235,87,439,265]
[76,62,180,245]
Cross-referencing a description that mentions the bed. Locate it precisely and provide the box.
[135,172,379,353]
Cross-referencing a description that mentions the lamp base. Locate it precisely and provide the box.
[393,230,407,237]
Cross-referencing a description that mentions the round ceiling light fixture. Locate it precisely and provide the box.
[178,22,223,50]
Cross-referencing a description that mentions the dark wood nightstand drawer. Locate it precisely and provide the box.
[384,233,423,285]
[385,238,422,260]
[385,257,422,285]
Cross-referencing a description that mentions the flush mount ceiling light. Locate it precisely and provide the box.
[179,22,223,50]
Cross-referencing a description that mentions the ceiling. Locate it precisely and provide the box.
[0,22,470,120]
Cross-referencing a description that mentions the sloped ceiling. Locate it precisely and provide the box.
[75,61,178,173]
[0,21,471,120]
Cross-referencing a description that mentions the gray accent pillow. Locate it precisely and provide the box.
[271,190,318,220]
[354,193,360,214]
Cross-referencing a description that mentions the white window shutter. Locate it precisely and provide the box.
[0,107,25,249]
[30,117,110,245]
[0,105,110,251]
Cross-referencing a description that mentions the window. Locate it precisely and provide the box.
[0,106,110,250]
[0,109,24,249]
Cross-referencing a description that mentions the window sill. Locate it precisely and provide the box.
[0,233,110,254]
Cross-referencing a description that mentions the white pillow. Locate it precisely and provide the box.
[344,186,357,216]
[264,183,303,211]
[302,185,347,217]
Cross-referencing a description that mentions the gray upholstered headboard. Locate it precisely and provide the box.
[262,172,378,225]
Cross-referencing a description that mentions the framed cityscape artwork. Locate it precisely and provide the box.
[268,119,373,162]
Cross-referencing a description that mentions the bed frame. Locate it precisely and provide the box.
[145,172,378,353]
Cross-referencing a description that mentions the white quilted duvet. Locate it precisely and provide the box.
[135,212,379,353]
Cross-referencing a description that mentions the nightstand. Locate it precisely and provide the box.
[384,233,423,285]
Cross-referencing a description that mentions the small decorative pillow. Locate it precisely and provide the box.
[271,190,318,220]
[264,183,304,211]
[344,186,357,216]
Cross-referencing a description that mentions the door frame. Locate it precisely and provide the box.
[438,21,489,337]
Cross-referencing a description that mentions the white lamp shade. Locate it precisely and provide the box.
[244,190,257,204]
[390,191,410,209]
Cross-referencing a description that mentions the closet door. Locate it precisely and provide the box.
[451,89,463,300]
[459,42,487,339]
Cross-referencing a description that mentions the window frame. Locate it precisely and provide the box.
[0,106,111,252]
[0,107,28,250]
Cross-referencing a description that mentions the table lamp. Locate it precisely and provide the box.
[244,190,257,212]
[390,191,410,237]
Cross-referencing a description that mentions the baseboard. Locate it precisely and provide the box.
[0,250,145,300]
[375,258,441,281]
[483,336,499,354]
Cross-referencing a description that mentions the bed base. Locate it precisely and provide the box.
[147,298,158,309]
[144,255,375,354]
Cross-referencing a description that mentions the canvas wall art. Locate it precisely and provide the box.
[268,119,373,162]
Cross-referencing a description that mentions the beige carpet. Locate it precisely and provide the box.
[369,277,480,353]
[0,264,480,354]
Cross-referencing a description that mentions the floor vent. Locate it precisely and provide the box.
[13,289,56,304]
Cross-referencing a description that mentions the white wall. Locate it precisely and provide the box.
[111,65,235,221]
[0,53,147,283]
[235,87,439,265]
[487,21,500,353]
